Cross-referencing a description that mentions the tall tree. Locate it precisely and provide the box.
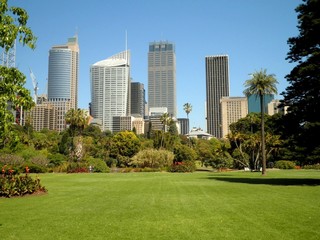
[243,69,278,175]
[65,108,89,136]
[281,0,320,163]
[183,103,192,119]
[0,0,37,149]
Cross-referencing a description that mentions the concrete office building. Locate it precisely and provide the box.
[206,55,230,138]
[148,41,176,117]
[90,50,130,132]
[220,97,248,138]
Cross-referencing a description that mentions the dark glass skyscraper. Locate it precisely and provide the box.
[131,82,145,117]
[205,55,229,138]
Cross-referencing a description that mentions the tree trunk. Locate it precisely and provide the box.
[260,93,267,175]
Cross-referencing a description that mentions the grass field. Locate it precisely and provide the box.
[1,170,320,240]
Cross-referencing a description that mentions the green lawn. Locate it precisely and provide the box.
[1,170,320,240]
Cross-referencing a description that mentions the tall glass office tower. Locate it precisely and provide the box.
[205,55,230,138]
[90,50,130,132]
[48,36,79,109]
[148,41,176,117]
[47,36,79,132]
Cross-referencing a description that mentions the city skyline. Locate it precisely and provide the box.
[16,0,301,130]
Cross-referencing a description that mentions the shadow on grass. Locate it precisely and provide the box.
[208,177,320,186]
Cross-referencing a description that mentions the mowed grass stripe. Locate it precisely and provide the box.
[0,171,319,240]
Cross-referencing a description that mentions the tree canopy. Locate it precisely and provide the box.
[0,0,36,149]
[281,0,320,163]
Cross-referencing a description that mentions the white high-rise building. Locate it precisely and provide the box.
[90,50,130,132]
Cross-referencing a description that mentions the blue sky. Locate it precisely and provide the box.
[14,0,301,130]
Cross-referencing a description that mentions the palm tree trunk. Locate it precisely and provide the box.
[260,93,267,175]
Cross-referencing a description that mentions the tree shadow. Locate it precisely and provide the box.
[208,176,320,186]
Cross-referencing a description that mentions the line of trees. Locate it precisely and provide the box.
[0,0,319,174]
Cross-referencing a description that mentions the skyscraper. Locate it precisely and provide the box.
[90,50,130,132]
[205,55,230,138]
[48,36,79,109]
[148,41,176,117]
[131,82,145,117]
[47,36,79,131]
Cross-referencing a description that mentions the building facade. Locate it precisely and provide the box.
[220,97,248,138]
[205,55,230,138]
[148,41,176,117]
[23,103,57,131]
[177,118,189,135]
[247,94,274,114]
[90,50,130,132]
[131,82,145,117]
[47,36,79,132]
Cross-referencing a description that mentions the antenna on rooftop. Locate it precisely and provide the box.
[125,30,128,66]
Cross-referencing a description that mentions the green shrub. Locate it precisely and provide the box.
[0,154,24,166]
[85,156,110,173]
[274,160,296,169]
[174,144,197,162]
[130,149,174,169]
[168,161,196,173]
[23,163,47,173]
[67,162,88,173]
[303,164,320,170]
[1,166,47,198]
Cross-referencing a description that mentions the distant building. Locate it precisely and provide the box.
[131,82,145,117]
[220,97,248,138]
[267,99,287,115]
[90,50,130,132]
[132,117,145,135]
[206,55,230,138]
[148,41,177,117]
[113,116,133,133]
[186,128,213,140]
[47,36,79,132]
[247,94,274,114]
[23,103,57,131]
[178,118,189,135]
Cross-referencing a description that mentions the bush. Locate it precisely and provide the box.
[1,166,47,198]
[0,154,24,166]
[274,160,296,169]
[130,149,174,169]
[168,161,196,173]
[303,164,320,170]
[85,156,110,173]
[67,162,88,173]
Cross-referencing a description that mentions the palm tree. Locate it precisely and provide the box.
[65,108,89,136]
[183,103,192,119]
[243,69,278,175]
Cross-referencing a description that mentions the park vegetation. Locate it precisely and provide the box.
[0,0,319,189]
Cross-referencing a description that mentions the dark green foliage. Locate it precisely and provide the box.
[281,0,320,163]
[303,164,320,170]
[173,144,197,162]
[274,160,296,169]
[168,161,196,172]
